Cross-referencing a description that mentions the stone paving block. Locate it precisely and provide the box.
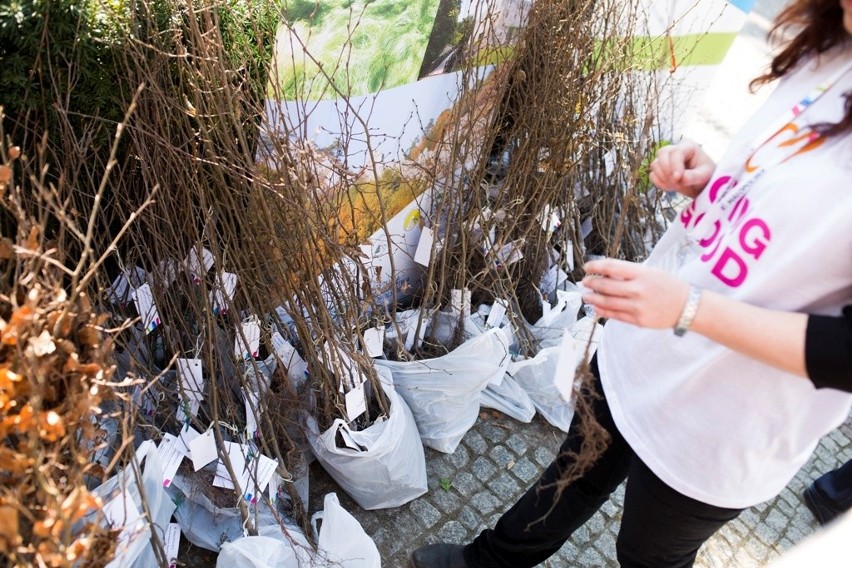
[472,456,498,482]
[509,456,540,483]
[430,486,464,514]
[463,430,488,455]
[533,445,556,468]
[490,445,514,468]
[485,472,519,499]
[471,490,502,515]
[506,433,529,455]
[426,456,456,481]
[452,471,482,497]
[410,499,442,529]
[457,505,480,530]
[448,445,470,468]
[436,520,469,543]
[479,421,509,443]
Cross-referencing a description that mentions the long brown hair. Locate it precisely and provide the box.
[750,0,852,136]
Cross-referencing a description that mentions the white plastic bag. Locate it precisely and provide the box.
[528,289,583,348]
[306,366,427,510]
[376,318,511,453]
[312,493,381,568]
[216,493,379,568]
[480,374,536,423]
[94,441,176,568]
[216,535,312,568]
[508,336,578,433]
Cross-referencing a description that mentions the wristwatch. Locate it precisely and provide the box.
[674,285,702,337]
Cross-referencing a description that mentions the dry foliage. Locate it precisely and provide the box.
[0,126,119,568]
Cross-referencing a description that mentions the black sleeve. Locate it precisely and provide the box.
[806,305,852,392]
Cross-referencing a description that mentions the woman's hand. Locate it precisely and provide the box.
[649,140,716,199]
[582,258,689,329]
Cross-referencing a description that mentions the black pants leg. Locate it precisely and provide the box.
[464,358,744,568]
[616,459,742,567]
[464,358,634,568]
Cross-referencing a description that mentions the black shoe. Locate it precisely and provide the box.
[804,483,842,526]
[410,543,469,568]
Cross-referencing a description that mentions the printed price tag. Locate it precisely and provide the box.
[156,433,186,488]
[362,326,385,358]
[345,382,367,422]
[189,429,217,471]
[234,316,261,360]
[132,283,161,334]
[413,227,434,267]
[210,272,238,315]
[553,332,579,404]
[184,247,214,284]
[163,523,181,568]
[244,389,260,440]
[243,454,277,504]
[565,239,575,271]
[486,299,508,329]
[450,288,471,317]
[157,258,179,289]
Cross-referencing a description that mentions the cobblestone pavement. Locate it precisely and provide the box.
[308,412,852,568]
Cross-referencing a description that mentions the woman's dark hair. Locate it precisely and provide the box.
[750,0,851,136]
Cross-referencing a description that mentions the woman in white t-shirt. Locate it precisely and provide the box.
[411,1,852,566]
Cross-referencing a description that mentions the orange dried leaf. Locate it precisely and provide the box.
[0,505,21,553]
[39,410,66,442]
[25,226,40,251]
[0,238,13,260]
[76,325,101,348]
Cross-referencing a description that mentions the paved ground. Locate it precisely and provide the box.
[307,412,852,567]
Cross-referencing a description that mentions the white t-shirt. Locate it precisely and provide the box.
[599,41,852,508]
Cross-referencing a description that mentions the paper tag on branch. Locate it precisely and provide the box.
[244,389,260,440]
[345,382,367,422]
[210,272,238,315]
[132,283,161,334]
[157,258,179,289]
[486,299,508,329]
[494,239,525,267]
[362,326,385,358]
[184,247,214,284]
[450,288,471,317]
[107,266,149,304]
[164,523,181,568]
[157,433,186,488]
[189,429,217,471]
[235,316,261,360]
[413,227,434,267]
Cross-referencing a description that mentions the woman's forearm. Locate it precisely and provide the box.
[689,290,809,378]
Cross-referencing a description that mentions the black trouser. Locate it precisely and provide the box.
[464,358,743,567]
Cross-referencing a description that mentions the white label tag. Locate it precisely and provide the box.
[268,473,281,507]
[580,217,593,240]
[177,358,204,396]
[157,258,179,289]
[185,247,214,284]
[244,389,260,440]
[345,382,367,422]
[486,299,508,329]
[243,454,277,504]
[413,226,434,267]
[213,441,246,490]
[234,316,261,360]
[189,429,218,471]
[565,239,575,271]
[450,288,471,317]
[102,491,146,568]
[495,239,525,266]
[156,433,185,488]
[362,326,385,358]
[164,523,181,568]
[210,272,238,315]
[322,342,368,390]
[133,283,161,334]
[553,332,579,403]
